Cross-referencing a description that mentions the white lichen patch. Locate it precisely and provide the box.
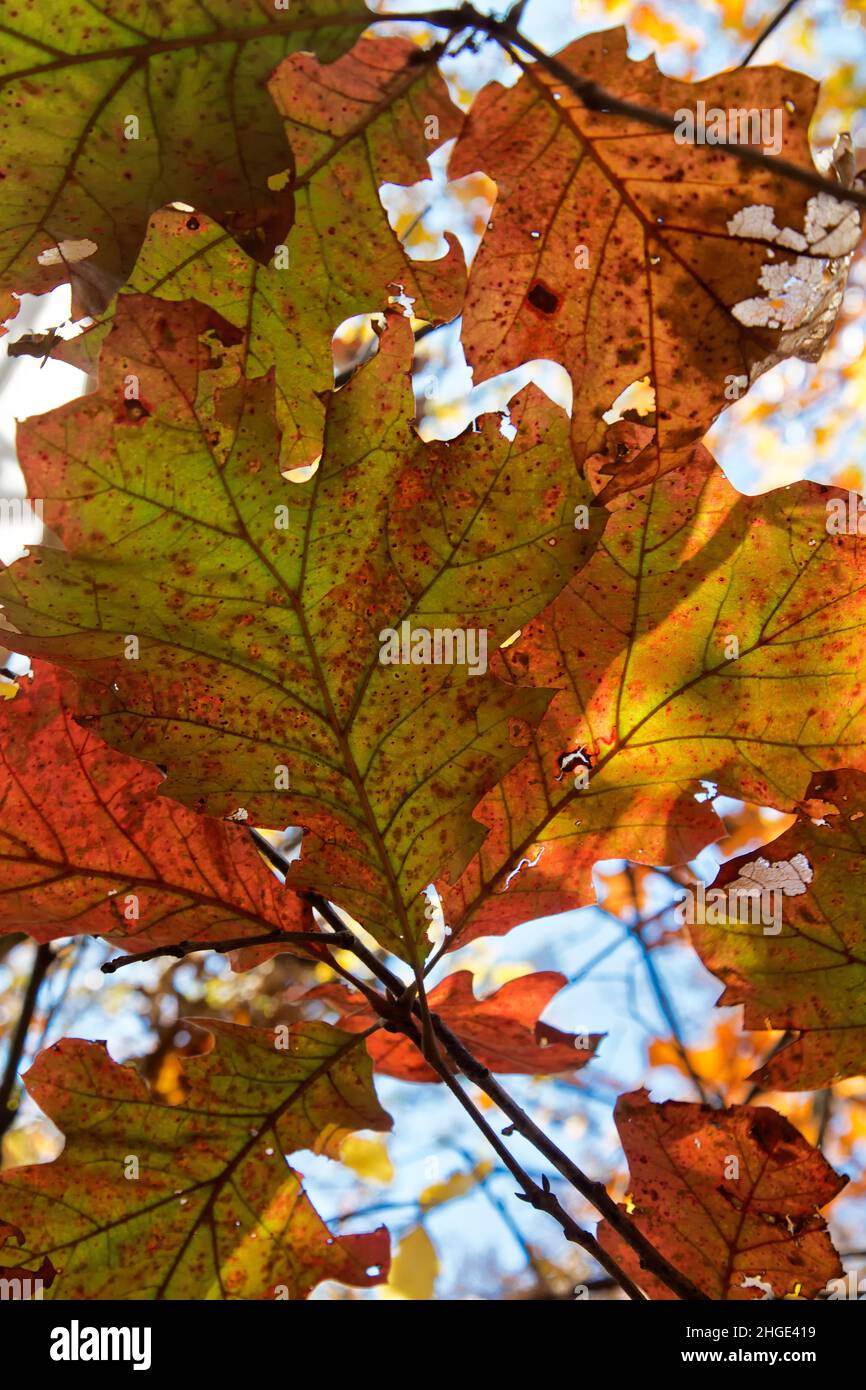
[727,203,807,252]
[725,137,861,373]
[727,852,813,900]
[37,238,98,266]
[804,191,861,256]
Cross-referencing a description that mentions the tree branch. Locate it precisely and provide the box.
[371,976,647,1299]
[0,941,53,1140]
[383,2,866,211]
[303,891,708,1300]
[100,928,351,974]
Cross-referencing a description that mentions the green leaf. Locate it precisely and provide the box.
[57,35,466,473]
[695,768,866,1090]
[0,1020,391,1300]
[0,0,374,322]
[0,295,604,961]
[266,33,466,327]
[441,459,866,947]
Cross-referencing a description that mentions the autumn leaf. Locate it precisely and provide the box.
[0,660,312,956]
[266,35,466,327]
[419,1162,492,1209]
[58,35,466,475]
[440,462,866,948]
[0,296,603,963]
[0,1020,391,1299]
[384,1225,438,1300]
[0,0,375,323]
[450,28,859,496]
[0,1219,57,1294]
[0,7,863,1306]
[598,1089,845,1300]
[694,769,866,1091]
[310,970,602,1082]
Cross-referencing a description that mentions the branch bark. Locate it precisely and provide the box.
[0,941,53,1140]
[305,891,709,1300]
[101,928,351,974]
[384,2,866,211]
[366,966,648,1300]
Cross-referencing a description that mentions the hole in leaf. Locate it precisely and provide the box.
[603,376,656,425]
[527,281,560,315]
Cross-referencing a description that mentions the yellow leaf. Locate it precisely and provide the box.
[340,1133,394,1185]
[383,1226,438,1301]
[420,1160,492,1210]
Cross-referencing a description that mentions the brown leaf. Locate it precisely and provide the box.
[598,1089,845,1299]
[450,29,858,496]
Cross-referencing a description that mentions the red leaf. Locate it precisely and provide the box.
[311,970,601,1082]
[0,662,310,957]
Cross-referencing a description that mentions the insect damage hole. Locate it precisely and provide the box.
[527,281,560,315]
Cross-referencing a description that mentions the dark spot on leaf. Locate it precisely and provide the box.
[527,282,560,315]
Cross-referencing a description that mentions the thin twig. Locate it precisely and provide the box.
[0,942,53,1140]
[740,0,806,67]
[384,3,866,211]
[304,891,708,1300]
[392,999,647,1299]
[100,928,351,974]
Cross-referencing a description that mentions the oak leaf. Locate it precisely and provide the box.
[440,464,866,947]
[0,296,603,962]
[0,1020,391,1299]
[0,0,374,322]
[598,1089,845,1299]
[267,35,466,329]
[450,29,859,497]
[695,768,866,1090]
[58,35,466,474]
